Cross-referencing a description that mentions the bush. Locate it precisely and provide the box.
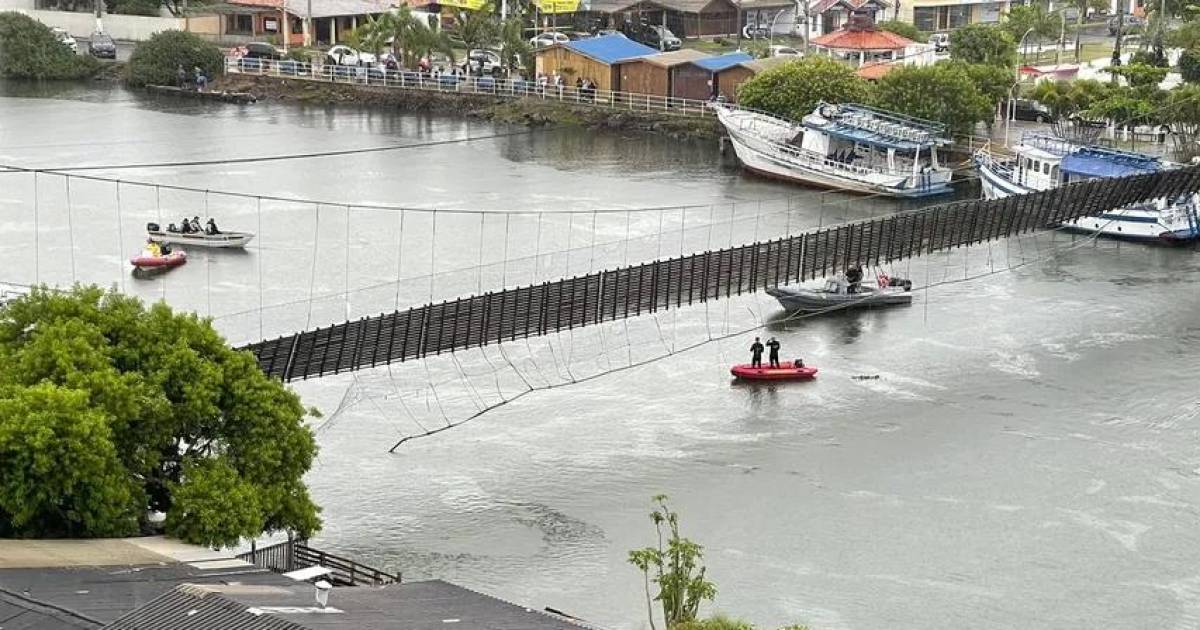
[950,23,1017,67]
[1130,49,1166,68]
[873,62,991,136]
[1180,47,1200,83]
[0,11,100,79]
[736,56,871,121]
[108,0,161,16]
[128,29,223,87]
[672,615,756,630]
[876,19,922,42]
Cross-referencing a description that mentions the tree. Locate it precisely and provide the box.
[499,14,532,76]
[628,495,717,630]
[107,0,162,16]
[1067,0,1107,61]
[1105,63,1169,89]
[1085,85,1158,130]
[1166,21,1200,49]
[1029,78,1110,119]
[455,6,500,75]
[736,56,870,121]
[1180,47,1200,82]
[875,19,921,42]
[949,23,1018,67]
[127,29,224,87]
[0,287,321,546]
[1164,84,1200,160]
[1002,2,1060,60]
[958,61,1013,120]
[0,11,100,79]
[369,7,454,69]
[872,63,991,136]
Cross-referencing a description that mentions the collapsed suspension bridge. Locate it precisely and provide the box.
[239,166,1200,382]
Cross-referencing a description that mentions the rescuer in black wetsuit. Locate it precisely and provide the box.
[766,337,781,368]
[846,265,864,294]
[750,337,764,368]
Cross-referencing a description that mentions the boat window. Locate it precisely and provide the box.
[1050,165,1058,179]
[1042,161,1050,175]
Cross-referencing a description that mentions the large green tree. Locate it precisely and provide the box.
[0,287,320,547]
[455,6,500,75]
[128,29,224,87]
[368,6,454,69]
[1003,1,1061,58]
[949,23,1018,67]
[875,19,922,42]
[872,63,991,136]
[736,56,870,121]
[1165,84,1200,160]
[0,11,99,79]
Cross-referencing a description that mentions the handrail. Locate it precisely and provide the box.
[223,57,715,119]
[237,539,401,587]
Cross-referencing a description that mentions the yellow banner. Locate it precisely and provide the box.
[534,0,583,13]
[437,0,490,10]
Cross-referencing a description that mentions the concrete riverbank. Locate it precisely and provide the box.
[213,74,724,141]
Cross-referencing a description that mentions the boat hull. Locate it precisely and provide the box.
[130,251,187,269]
[976,154,1200,243]
[730,364,818,381]
[149,230,254,248]
[765,285,913,313]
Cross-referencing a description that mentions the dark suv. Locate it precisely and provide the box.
[88,31,116,58]
[625,23,681,51]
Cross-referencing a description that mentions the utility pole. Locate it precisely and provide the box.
[798,0,808,54]
[305,0,313,47]
[94,0,103,33]
[1111,4,1124,70]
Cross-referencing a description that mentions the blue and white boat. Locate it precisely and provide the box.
[976,134,1200,243]
[714,102,955,197]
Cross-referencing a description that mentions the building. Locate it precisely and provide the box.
[615,48,708,96]
[711,55,793,102]
[737,0,889,42]
[687,50,752,100]
[0,537,586,630]
[900,0,1009,31]
[534,33,658,91]
[810,10,914,66]
[552,0,739,39]
[206,0,395,47]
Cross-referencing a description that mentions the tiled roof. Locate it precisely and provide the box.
[692,51,753,71]
[855,60,898,79]
[561,33,657,64]
[282,0,394,17]
[811,26,911,50]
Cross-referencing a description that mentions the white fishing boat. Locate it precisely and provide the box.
[975,134,1200,243]
[713,102,955,197]
[147,223,255,248]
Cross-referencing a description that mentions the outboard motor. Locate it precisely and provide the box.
[146,222,160,232]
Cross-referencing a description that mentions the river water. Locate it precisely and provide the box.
[3,82,1200,630]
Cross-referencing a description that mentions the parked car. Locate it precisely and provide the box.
[461,49,501,75]
[529,31,570,48]
[87,31,116,58]
[928,32,949,53]
[626,23,681,51]
[742,23,769,39]
[243,41,283,60]
[52,27,77,53]
[325,45,375,66]
[1011,98,1054,123]
[1108,14,1145,36]
[768,44,802,57]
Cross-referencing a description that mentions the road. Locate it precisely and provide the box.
[72,37,135,62]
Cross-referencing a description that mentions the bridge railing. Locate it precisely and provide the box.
[224,57,715,119]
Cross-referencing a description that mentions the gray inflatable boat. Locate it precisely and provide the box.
[766,279,913,313]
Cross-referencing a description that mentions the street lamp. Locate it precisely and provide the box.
[1005,28,1035,148]
[767,7,787,47]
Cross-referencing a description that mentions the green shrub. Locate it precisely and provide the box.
[1180,47,1200,83]
[128,29,223,87]
[876,19,922,42]
[0,11,100,79]
[736,56,871,121]
[671,615,756,630]
[108,0,162,16]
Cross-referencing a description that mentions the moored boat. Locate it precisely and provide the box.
[766,276,913,313]
[713,101,954,197]
[975,134,1200,243]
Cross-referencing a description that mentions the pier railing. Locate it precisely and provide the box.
[238,539,401,587]
[223,56,715,118]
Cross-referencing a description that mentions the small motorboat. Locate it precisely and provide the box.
[731,363,819,381]
[147,222,254,249]
[767,276,913,313]
[130,248,187,271]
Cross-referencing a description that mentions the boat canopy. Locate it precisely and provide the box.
[1061,146,1162,179]
[806,102,950,150]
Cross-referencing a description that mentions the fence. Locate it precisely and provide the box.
[238,166,1200,381]
[238,539,401,587]
[224,57,716,119]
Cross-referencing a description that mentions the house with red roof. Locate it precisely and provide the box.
[811,10,914,67]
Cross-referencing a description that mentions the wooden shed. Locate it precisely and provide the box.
[533,34,658,92]
[682,51,752,101]
[712,56,793,103]
[615,49,709,97]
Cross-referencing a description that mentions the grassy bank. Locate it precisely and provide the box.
[213,73,723,141]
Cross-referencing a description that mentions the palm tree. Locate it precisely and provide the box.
[1068,0,1108,61]
[455,5,501,76]
[1004,2,1060,61]
[499,13,533,76]
[368,6,455,69]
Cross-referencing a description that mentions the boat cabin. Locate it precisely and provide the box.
[1011,134,1162,191]
[798,102,952,179]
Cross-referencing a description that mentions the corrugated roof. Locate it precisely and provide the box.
[561,34,657,64]
[732,55,796,74]
[855,60,897,80]
[811,26,912,50]
[102,585,308,630]
[282,0,393,17]
[586,0,731,13]
[634,48,710,67]
[1062,148,1161,178]
[226,0,282,8]
[692,51,753,71]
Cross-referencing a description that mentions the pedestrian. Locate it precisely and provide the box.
[766,337,781,368]
[750,337,764,369]
[176,64,187,89]
[192,66,207,92]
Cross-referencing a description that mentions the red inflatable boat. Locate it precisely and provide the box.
[730,363,818,381]
[130,250,187,270]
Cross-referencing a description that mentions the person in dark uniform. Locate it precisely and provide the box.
[750,337,764,368]
[766,337,781,368]
[846,264,864,294]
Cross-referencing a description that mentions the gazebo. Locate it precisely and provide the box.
[810,10,913,67]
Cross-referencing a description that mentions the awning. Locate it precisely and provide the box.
[812,121,932,151]
[534,0,588,12]
[1061,149,1160,178]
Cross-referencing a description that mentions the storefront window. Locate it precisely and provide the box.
[913,6,936,31]
[947,5,971,27]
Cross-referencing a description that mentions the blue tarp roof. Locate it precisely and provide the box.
[692,52,753,72]
[564,35,657,65]
[815,122,930,151]
[1061,147,1162,178]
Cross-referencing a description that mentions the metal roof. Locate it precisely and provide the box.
[692,51,753,72]
[1062,147,1162,178]
[282,0,394,18]
[102,585,309,630]
[560,34,657,64]
[806,102,948,149]
[634,48,711,67]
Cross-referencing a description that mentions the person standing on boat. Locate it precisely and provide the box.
[206,218,220,235]
[190,216,202,233]
[846,265,864,294]
[766,337,781,368]
[750,337,764,368]
[180,216,193,234]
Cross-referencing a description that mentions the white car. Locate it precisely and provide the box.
[326,44,375,66]
[52,27,78,54]
[768,45,802,57]
[461,49,501,75]
[529,32,570,48]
